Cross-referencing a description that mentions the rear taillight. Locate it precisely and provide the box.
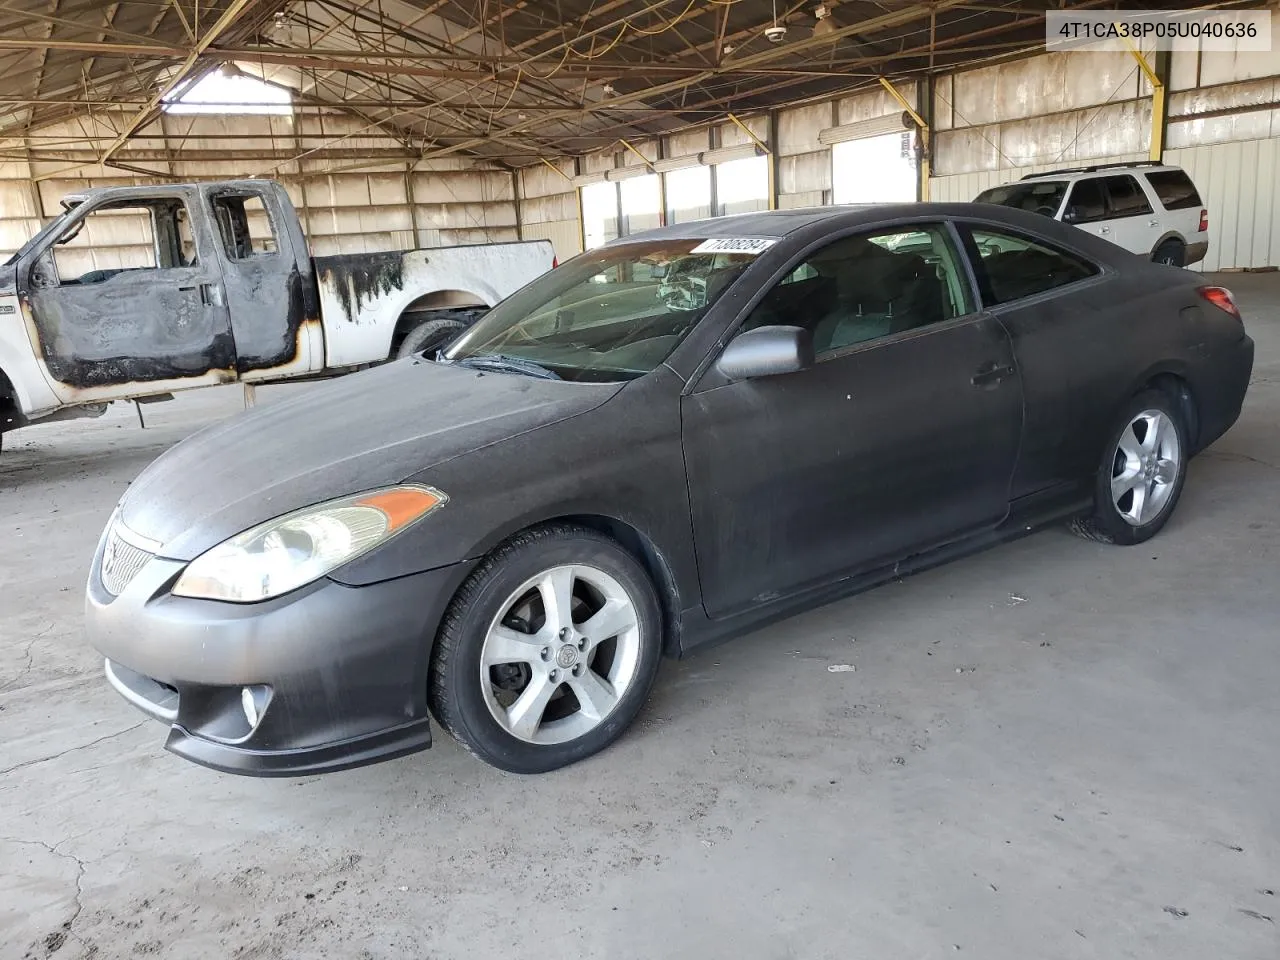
[1198,208,1208,233]
[1198,285,1241,322]
[552,256,559,268]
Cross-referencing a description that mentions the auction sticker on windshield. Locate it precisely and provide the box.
[689,238,778,254]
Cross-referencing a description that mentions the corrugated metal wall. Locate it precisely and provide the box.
[5,34,1279,271]
[931,31,1280,270]
[1166,140,1278,271]
[518,157,581,261]
[0,112,521,265]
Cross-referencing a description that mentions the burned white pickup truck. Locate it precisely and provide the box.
[0,179,555,452]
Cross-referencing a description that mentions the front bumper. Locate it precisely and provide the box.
[87,534,470,777]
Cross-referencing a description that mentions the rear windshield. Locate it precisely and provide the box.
[974,180,1068,218]
[1144,169,1202,210]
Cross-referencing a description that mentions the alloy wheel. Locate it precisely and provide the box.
[1110,409,1181,526]
[479,564,642,745]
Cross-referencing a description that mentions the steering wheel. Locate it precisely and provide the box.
[1035,205,1057,217]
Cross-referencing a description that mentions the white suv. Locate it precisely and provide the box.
[974,163,1209,267]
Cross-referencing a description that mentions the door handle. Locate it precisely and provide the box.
[971,361,1015,389]
[1149,220,1160,227]
[1099,226,1111,234]
[178,282,216,305]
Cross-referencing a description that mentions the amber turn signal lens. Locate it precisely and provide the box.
[356,486,445,532]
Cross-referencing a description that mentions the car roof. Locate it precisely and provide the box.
[609,202,1077,244]
[1016,163,1186,183]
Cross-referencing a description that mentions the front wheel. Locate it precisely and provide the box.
[428,525,663,773]
[1069,390,1189,545]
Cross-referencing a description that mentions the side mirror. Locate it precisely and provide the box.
[29,253,57,289]
[1062,208,1079,223]
[716,325,814,380]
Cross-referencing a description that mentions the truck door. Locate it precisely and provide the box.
[206,184,320,378]
[19,193,237,405]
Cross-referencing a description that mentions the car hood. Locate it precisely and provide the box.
[119,359,621,560]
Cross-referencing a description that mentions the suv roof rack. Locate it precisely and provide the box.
[1019,160,1167,180]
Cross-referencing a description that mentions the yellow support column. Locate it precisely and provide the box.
[878,77,930,201]
[1122,39,1165,162]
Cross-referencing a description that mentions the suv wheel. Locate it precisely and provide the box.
[1152,239,1185,267]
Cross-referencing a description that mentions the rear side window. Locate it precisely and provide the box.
[1144,169,1203,210]
[1102,175,1153,217]
[212,193,279,259]
[1063,179,1107,223]
[961,225,1098,306]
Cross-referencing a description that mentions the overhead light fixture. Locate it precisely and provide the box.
[814,3,836,37]
[722,43,735,56]
[602,83,615,97]
[764,0,787,42]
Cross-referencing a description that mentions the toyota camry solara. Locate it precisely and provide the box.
[86,204,1254,776]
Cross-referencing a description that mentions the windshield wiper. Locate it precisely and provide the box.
[449,353,562,380]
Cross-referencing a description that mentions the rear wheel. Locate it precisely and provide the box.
[428,524,663,773]
[394,315,468,360]
[1069,390,1188,545]
[1152,239,1185,267]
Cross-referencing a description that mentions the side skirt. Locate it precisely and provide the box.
[675,487,1092,658]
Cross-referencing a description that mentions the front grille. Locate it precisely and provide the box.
[101,524,155,596]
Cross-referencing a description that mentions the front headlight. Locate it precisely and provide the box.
[172,485,447,603]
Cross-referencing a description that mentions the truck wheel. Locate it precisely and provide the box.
[1152,239,1185,267]
[395,317,468,360]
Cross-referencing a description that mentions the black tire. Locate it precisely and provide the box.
[1069,389,1189,545]
[1152,239,1185,267]
[395,316,468,360]
[428,524,663,773]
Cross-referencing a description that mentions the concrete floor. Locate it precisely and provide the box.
[2,274,1278,960]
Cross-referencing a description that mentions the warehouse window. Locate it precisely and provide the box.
[666,166,711,223]
[166,68,292,115]
[832,134,917,204]
[715,155,768,216]
[620,175,662,236]
[582,181,620,249]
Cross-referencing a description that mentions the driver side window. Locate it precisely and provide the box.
[40,199,196,287]
[741,224,975,358]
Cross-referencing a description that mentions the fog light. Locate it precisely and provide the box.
[241,686,260,728]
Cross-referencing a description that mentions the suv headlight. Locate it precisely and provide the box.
[172,485,447,603]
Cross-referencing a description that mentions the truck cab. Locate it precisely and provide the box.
[0,179,555,448]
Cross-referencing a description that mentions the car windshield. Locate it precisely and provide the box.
[442,239,759,382]
[975,180,1068,217]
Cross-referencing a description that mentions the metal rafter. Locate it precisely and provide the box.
[99,0,261,163]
